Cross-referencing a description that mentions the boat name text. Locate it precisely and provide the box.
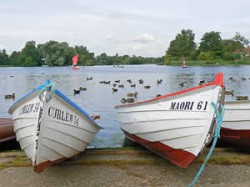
[48,106,79,126]
[19,102,40,115]
[170,101,208,111]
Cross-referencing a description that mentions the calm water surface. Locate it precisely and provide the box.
[1,65,250,148]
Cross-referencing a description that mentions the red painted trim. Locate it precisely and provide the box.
[122,130,196,168]
[34,157,67,173]
[220,127,250,147]
[116,72,224,108]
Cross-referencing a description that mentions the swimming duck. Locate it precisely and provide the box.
[5,93,15,99]
[225,90,234,96]
[91,115,101,120]
[127,92,138,98]
[127,79,132,84]
[139,79,144,84]
[112,88,118,92]
[79,87,87,91]
[229,77,235,81]
[100,81,111,84]
[144,85,151,89]
[199,80,205,86]
[104,81,111,84]
[121,98,135,104]
[126,98,135,103]
[86,77,93,80]
[118,84,124,88]
[179,82,185,87]
[130,84,136,87]
[74,89,80,94]
[157,79,163,84]
[236,96,249,100]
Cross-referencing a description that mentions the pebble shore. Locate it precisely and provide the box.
[0,148,249,187]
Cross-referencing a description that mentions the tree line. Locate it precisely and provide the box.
[0,30,249,67]
[165,30,249,65]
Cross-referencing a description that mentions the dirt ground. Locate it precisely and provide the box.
[0,148,249,187]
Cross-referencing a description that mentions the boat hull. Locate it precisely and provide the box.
[115,73,224,167]
[9,81,101,173]
[0,118,15,143]
[123,130,196,167]
[72,66,80,70]
[221,101,250,147]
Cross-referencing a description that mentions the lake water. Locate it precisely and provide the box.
[1,64,250,148]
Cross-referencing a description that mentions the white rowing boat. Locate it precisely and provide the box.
[221,100,250,148]
[115,73,225,167]
[9,80,101,173]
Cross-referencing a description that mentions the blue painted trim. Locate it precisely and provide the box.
[11,80,50,107]
[10,80,100,128]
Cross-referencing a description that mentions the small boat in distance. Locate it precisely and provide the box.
[8,80,101,173]
[220,101,250,148]
[113,64,124,68]
[115,73,225,168]
[181,60,187,68]
[72,54,80,70]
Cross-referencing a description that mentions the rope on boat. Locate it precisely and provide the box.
[39,80,56,102]
[189,102,225,187]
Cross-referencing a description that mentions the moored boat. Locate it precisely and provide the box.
[221,100,250,148]
[8,80,101,173]
[115,73,225,168]
[181,60,187,68]
[0,118,15,143]
[72,54,80,70]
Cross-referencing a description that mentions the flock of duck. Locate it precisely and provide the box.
[225,76,249,100]
[4,76,249,103]
[71,77,164,104]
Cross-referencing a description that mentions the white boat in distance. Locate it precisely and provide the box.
[9,80,101,173]
[221,101,250,148]
[115,73,225,168]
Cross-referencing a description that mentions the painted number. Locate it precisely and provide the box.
[197,101,208,110]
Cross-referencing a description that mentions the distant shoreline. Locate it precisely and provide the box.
[1,60,250,67]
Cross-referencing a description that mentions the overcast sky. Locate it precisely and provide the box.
[0,0,249,57]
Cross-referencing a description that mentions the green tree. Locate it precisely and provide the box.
[0,49,10,65]
[166,29,196,60]
[19,41,41,66]
[198,31,223,60]
[198,51,215,61]
[10,51,21,66]
[96,53,109,65]
[38,41,69,66]
[75,45,95,66]
[222,39,243,60]
[233,32,249,47]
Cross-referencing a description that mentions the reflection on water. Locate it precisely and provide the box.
[1,65,250,148]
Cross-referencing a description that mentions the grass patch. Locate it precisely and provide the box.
[196,155,250,165]
[0,157,31,170]
[0,150,24,158]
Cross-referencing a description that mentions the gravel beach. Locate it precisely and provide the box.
[0,148,249,187]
